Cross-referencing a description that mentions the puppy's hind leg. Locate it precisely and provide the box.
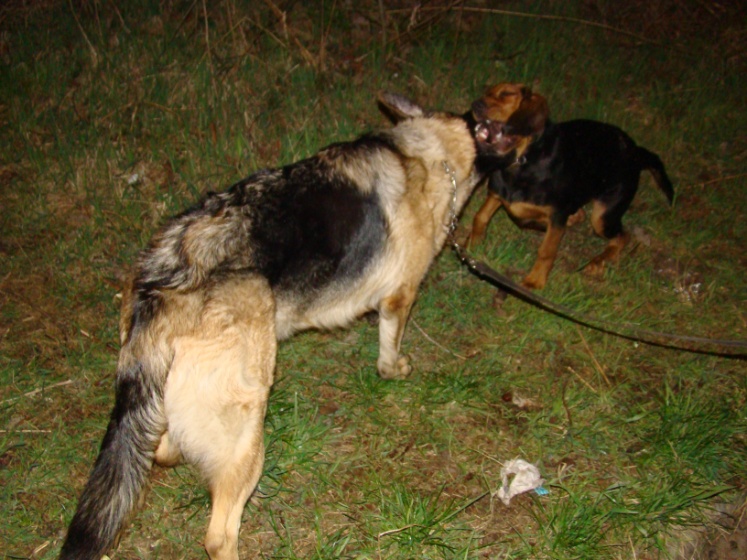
[585,198,631,277]
[163,277,276,560]
[566,207,586,227]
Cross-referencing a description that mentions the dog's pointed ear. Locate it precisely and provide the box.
[505,93,549,136]
[377,92,425,124]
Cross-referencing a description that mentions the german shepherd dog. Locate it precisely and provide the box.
[469,83,674,289]
[59,93,495,560]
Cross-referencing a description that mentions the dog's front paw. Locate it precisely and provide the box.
[377,355,412,380]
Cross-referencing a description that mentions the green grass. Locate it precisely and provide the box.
[1,0,746,558]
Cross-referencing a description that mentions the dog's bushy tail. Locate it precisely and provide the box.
[59,342,166,560]
[637,147,675,205]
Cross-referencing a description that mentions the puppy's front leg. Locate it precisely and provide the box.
[469,191,503,247]
[377,288,417,379]
[523,222,566,290]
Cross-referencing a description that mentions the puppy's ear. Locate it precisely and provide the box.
[505,94,549,136]
[377,92,424,124]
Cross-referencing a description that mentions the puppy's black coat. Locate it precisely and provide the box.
[470,83,674,289]
[493,118,673,232]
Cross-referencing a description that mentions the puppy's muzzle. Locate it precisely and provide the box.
[474,119,521,156]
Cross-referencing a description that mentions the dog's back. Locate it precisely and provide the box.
[60,138,407,560]
[59,94,487,560]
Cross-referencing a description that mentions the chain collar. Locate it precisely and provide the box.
[441,160,459,241]
[442,160,481,269]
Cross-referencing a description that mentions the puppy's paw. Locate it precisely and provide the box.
[466,230,485,248]
[521,274,546,290]
[583,260,606,278]
[566,208,586,227]
[378,355,412,380]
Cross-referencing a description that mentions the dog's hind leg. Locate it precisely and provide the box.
[154,431,182,467]
[162,277,276,560]
[203,422,268,560]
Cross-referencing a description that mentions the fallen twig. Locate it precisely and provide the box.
[567,366,598,394]
[0,429,52,434]
[377,524,422,539]
[575,325,612,387]
[411,319,468,360]
[1,379,73,405]
[386,5,658,47]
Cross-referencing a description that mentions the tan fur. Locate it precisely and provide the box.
[481,83,528,123]
[472,198,562,290]
[154,278,275,560]
[103,101,483,560]
[468,192,588,290]
[586,200,631,276]
[522,224,566,290]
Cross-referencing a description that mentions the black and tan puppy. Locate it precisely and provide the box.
[470,83,675,289]
[58,93,497,560]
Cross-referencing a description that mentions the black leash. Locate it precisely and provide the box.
[450,241,747,359]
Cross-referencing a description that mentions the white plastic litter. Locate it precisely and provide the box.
[495,458,545,506]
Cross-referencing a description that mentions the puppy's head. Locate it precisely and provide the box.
[472,83,549,156]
